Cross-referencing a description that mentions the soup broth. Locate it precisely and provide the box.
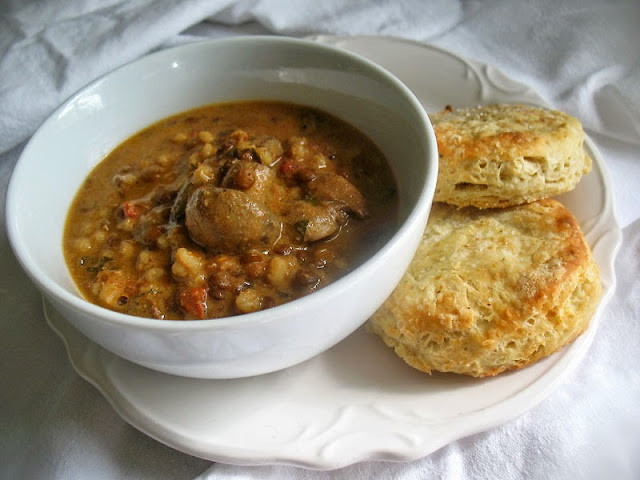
[64,101,398,320]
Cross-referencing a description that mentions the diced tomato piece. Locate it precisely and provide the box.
[122,201,140,219]
[178,287,208,319]
[279,159,299,178]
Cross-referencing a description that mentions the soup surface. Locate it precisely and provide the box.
[64,101,398,320]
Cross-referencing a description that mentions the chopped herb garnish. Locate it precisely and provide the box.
[304,195,319,206]
[85,256,114,273]
[294,219,309,238]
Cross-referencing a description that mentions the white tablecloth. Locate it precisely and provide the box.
[1,1,639,479]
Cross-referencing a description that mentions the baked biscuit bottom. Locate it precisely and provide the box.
[430,104,592,209]
[367,199,601,378]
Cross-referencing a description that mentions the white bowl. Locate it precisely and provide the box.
[6,36,437,378]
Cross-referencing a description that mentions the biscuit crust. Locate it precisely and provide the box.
[430,104,591,208]
[368,199,601,377]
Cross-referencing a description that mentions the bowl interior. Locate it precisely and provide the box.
[7,36,436,321]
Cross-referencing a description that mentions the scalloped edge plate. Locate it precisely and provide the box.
[45,36,621,469]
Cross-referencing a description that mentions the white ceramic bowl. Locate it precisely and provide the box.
[6,36,437,378]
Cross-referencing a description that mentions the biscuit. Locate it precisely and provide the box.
[368,199,601,377]
[429,104,591,208]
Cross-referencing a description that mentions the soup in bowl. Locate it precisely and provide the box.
[6,36,437,378]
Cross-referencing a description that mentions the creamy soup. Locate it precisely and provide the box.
[64,101,398,320]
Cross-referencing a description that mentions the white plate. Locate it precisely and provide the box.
[45,36,621,469]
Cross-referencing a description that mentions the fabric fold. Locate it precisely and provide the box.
[0,0,236,154]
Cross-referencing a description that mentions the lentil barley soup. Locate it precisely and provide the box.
[64,101,398,320]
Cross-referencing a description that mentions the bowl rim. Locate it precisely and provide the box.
[5,35,438,332]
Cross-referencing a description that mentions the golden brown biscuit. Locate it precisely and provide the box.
[368,199,601,377]
[430,104,591,208]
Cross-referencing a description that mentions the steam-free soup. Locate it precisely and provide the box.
[64,101,398,320]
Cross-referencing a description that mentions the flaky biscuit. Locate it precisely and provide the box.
[430,104,591,208]
[368,199,601,377]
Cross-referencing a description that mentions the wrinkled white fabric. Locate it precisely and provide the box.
[1,1,639,479]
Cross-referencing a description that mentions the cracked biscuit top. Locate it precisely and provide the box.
[367,199,601,377]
